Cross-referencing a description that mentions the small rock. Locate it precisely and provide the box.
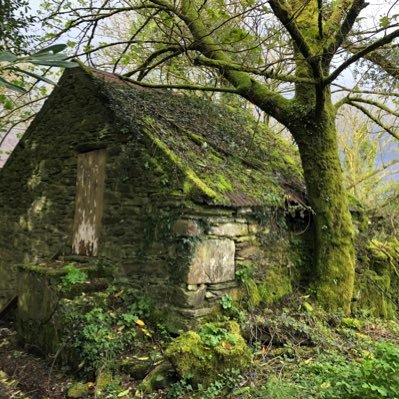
[176,307,214,318]
[207,281,237,290]
[67,382,89,398]
[121,356,155,380]
[137,361,174,393]
[173,284,206,308]
[205,291,217,299]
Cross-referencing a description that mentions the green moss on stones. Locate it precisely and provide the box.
[18,263,98,277]
[353,238,399,318]
[259,270,293,304]
[165,321,251,386]
[354,270,395,319]
[137,362,174,393]
[96,370,115,395]
[144,127,221,202]
[243,269,292,307]
[67,382,89,398]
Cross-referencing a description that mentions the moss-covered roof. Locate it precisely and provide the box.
[88,68,304,207]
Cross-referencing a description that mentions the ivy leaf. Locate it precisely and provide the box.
[28,53,70,61]
[380,16,390,28]
[33,44,68,55]
[0,77,26,93]
[9,67,58,86]
[29,60,78,68]
[0,51,18,62]
[117,388,130,397]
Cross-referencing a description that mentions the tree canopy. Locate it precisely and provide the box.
[0,0,34,52]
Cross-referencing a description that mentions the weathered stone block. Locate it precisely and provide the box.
[187,239,235,284]
[248,224,260,234]
[172,219,202,236]
[236,244,260,259]
[248,224,270,235]
[236,207,253,216]
[173,284,206,308]
[176,306,214,318]
[207,281,237,290]
[209,223,249,237]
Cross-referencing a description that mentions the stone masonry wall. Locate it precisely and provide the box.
[120,203,304,322]
[0,70,119,309]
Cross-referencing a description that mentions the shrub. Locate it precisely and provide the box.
[61,285,152,373]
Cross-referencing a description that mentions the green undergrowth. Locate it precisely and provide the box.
[52,280,399,399]
[238,299,399,399]
[59,284,156,375]
[158,294,399,399]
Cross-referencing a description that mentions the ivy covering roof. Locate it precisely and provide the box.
[89,68,304,207]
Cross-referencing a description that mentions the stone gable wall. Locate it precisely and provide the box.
[0,70,115,308]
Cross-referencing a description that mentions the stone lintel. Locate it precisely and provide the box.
[209,223,249,237]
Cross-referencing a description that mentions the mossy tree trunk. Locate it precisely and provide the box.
[291,107,355,313]
[175,0,362,313]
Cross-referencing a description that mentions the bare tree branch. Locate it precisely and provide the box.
[347,101,399,140]
[346,157,399,190]
[326,28,399,84]
[343,40,399,79]
[323,0,368,65]
[193,55,316,84]
[268,0,322,80]
[120,76,239,93]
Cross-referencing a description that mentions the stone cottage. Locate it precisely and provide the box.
[0,67,307,333]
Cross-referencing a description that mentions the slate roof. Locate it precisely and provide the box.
[83,68,305,208]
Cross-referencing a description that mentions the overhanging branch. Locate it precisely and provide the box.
[347,102,399,140]
[343,40,399,79]
[268,0,322,80]
[194,55,316,84]
[347,96,399,117]
[171,0,293,125]
[325,28,399,84]
[119,76,239,93]
[323,0,368,65]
